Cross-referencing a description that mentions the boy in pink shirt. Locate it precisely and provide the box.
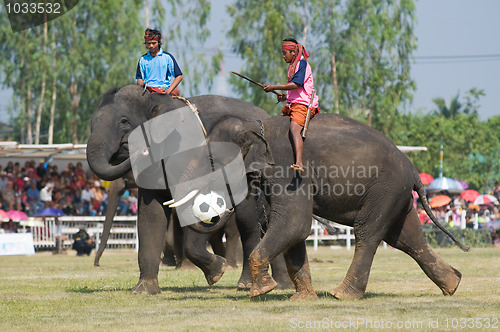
[263,38,319,173]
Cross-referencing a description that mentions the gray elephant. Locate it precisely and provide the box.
[172,113,469,300]
[93,176,237,271]
[86,85,293,294]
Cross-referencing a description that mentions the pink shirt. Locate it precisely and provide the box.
[287,57,319,108]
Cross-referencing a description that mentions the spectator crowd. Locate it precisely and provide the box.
[0,160,138,218]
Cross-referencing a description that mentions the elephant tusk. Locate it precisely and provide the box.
[162,199,175,206]
[168,189,199,208]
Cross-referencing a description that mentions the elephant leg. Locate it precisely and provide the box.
[208,228,226,258]
[184,228,227,286]
[235,201,262,290]
[384,206,461,296]
[161,213,177,267]
[132,190,169,295]
[270,254,294,289]
[172,211,186,268]
[283,241,318,300]
[331,201,405,300]
[222,216,241,268]
[249,195,314,298]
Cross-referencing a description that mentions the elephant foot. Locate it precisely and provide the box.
[204,256,227,286]
[131,278,161,295]
[161,255,177,267]
[439,268,462,296]
[290,290,319,301]
[330,284,364,300]
[237,269,253,290]
[249,274,277,298]
[238,282,252,290]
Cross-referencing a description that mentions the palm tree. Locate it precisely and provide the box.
[432,93,463,119]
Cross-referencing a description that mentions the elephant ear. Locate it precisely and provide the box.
[148,105,161,119]
[237,130,274,173]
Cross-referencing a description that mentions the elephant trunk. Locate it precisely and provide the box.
[188,209,234,234]
[94,178,128,266]
[86,134,131,181]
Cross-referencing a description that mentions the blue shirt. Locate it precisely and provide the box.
[135,48,182,89]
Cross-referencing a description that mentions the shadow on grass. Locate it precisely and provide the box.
[68,286,398,301]
[67,285,246,295]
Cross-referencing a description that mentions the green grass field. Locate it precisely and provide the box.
[1,246,499,331]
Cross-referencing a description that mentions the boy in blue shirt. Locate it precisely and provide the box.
[136,28,183,95]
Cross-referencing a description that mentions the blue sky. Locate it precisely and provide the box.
[208,0,500,120]
[1,0,499,122]
[411,0,500,119]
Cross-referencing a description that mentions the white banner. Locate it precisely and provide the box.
[0,233,35,256]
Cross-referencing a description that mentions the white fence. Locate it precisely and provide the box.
[21,216,360,251]
[22,216,137,250]
[307,219,355,251]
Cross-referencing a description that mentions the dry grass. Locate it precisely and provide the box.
[1,246,499,331]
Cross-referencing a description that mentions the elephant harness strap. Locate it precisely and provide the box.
[253,120,269,236]
[172,95,208,136]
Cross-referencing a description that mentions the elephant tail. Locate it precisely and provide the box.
[413,168,470,252]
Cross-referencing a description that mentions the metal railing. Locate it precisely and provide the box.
[22,216,137,250]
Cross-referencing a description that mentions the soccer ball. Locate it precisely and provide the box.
[192,191,227,224]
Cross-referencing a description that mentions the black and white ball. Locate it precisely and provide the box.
[192,191,227,224]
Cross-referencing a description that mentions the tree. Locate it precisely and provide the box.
[432,88,485,119]
[0,0,221,144]
[0,1,144,144]
[163,0,223,96]
[389,109,498,192]
[227,0,417,133]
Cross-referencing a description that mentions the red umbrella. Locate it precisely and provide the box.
[6,210,28,221]
[0,209,9,219]
[430,195,451,208]
[419,173,434,185]
[460,189,480,203]
[473,194,498,205]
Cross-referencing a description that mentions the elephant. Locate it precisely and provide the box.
[172,112,469,300]
[93,176,240,271]
[86,85,293,294]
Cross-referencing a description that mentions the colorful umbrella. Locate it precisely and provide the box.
[419,173,434,185]
[0,209,9,219]
[427,177,464,194]
[460,189,481,202]
[6,210,28,221]
[455,179,469,190]
[34,208,66,217]
[429,194,452,208]
[473,194,498,205]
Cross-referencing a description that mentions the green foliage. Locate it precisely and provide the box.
[389,94,499,191]
[0,0,217,143]
[423,225,493,248]
[164,0,223,96]
[0,1,144,143]
[227,0,417,128]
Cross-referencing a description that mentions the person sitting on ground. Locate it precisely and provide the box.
[135,28,183,95]
[72,227,95,256]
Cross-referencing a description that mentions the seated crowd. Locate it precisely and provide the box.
[0,160,138,219]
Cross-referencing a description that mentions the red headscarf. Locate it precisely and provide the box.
[144,31,161,41]
[282,41,310,81]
